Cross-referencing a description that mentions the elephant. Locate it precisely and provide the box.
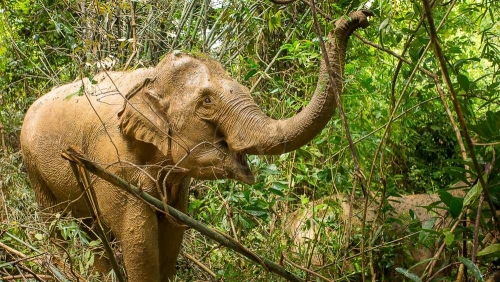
[20,10,371,282]
[285,183,469,279]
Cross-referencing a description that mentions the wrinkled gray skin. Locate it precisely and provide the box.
[20,11,371,281]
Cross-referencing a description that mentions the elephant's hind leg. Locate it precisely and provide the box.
[24,169,60,216]
[21,146,60,216]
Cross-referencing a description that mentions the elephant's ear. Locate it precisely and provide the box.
[118,77,170,156]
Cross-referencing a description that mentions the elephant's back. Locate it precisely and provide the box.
[23,82,114,148]
[21,67,153,141]
[20,78,125,213]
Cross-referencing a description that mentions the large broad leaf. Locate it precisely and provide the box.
[477,244,500,257]
[438,191,453,207]
[457,257,484,282]
[463,182,482,206]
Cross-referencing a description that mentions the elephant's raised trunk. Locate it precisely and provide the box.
[229,10,372,155]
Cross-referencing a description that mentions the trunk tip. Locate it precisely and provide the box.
[337,10,374,30]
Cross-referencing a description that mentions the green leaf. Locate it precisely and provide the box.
[457,257,484,282]
[477,244,500,257]
[438,191,453,207]
[272,181,288,190]
[34,233,43,240]
[448,46,462,53]
[243,206,268,217]
[88,240,101,247]
[409,209,415,219]
[301,195,309,205]
[463,183,482,206]
[444,231,455,246]
[469,110,500,142]
[395,268,422,282]
[449,197,463,218]
[453,58,480,70]
[419,217,437,243]
[237,214,254,229]
[64,86,83,100]
[379,18,389,32]
[244,69,257,81]
[457,74,470,91]
[270,181,288,196]
[430,125,441,131]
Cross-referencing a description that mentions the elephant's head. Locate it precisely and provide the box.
[118,11,372,184]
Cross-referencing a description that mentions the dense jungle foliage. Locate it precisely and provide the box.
[1,0,500,281]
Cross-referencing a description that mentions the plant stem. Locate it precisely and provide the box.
[421,0,499,229]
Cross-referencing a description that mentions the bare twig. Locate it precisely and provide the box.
[472,191,485,264]
[282,252,332,282]
[0,122,6,154]
[124,0,137,70]
[325,96,439,162]
[433,77,469,171]
[0,274,54,281]
[181,251,217,278]
[0,241,69,282]
[424,211,464,281]
[249,10,310,93]
[472,163,492,264]
[354,33,435,78]
[0,241,29,258]
[269,0,297,4]
[309,7,372,278]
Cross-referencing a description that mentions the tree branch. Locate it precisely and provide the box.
[61,146,303,282]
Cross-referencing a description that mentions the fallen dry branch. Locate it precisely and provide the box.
[61,146,303,282]
[0,241,70,282]
[0,122,6,154]
[0,274,55,281]
[65,158,126,282]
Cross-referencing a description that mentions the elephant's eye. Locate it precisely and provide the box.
[204,97,212,104]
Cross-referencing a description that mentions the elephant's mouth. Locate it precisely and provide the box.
[219,140,254,184]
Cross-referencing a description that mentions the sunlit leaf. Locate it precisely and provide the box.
[463,183,482,206]
[477,244,500,257]
[379,18,389,32]
[444,231,455,246]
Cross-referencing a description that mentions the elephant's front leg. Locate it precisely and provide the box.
[102,195,162,282]
[158,178,190,282]
[158,216,187,281]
